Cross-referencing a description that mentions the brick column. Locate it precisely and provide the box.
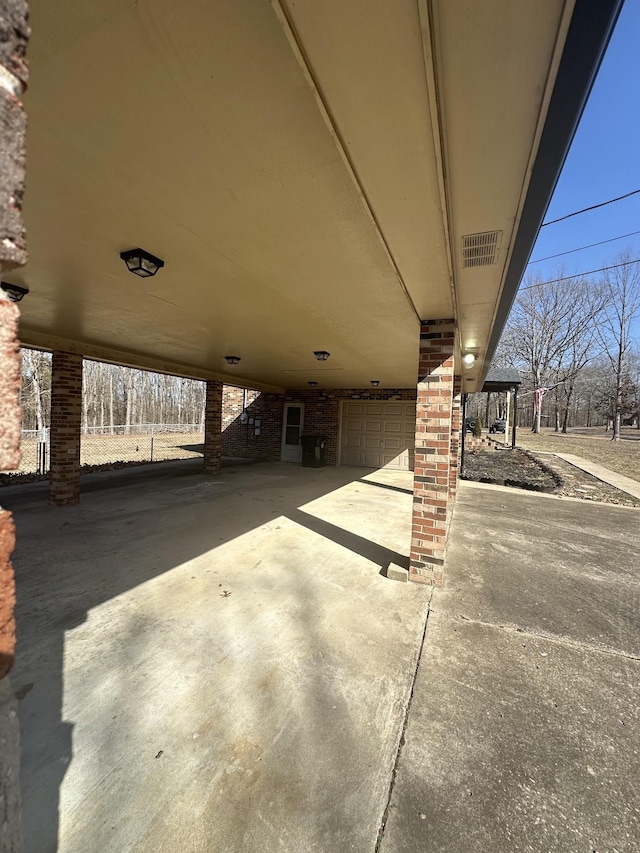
[204,380,223,474]
[1,0,30,845]
[49,351,83,506]
[409,320,455,586]
[448,375,462,509]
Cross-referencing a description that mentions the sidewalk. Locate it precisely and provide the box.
[380,480,640,853]
[555,452,640,500]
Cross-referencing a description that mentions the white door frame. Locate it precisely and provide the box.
[281,402,304,462]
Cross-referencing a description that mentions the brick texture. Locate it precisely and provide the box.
[284,388,417,466]
[204,380,223,474]
[222,387,418,465]
[1,4,29,843]
[222,386,284,461]
[409,320,456,587]
[49,351,83,506]
[448,375,462,508]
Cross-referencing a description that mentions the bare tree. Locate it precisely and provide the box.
[596,252,640,440]
[499,271,604,432]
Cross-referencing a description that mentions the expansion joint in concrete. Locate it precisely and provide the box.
[374,590,434,852]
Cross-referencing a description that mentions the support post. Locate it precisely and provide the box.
[49,351,83,506]
[512,386,518,448]
[204,380,223,475]
[409,320,455,587]
[0,0,30,844]
[448,375,462,507]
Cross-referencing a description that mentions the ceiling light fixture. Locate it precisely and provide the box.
[463,352,477,367]
[308,381,318,387]
[314,350,330,361]
[120,248,165,278]
[225,355,241,365]
[370,380,380,387]
[0,282,29,302]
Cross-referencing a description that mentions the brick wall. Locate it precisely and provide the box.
[221,386,417,465]
[409,320,455,587]
[222,387,284,461]
[284,388,417,466]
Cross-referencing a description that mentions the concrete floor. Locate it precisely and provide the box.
[381,482,640,853]
[9,465,640,852]
[9,460,430,853]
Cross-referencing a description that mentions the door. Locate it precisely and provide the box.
[281,403,304,462]
[340,401,416,470]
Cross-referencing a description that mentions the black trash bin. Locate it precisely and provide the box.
[300,434,327,468]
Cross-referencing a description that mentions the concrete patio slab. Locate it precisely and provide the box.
[380,481,640,853]
[11,462,430,853]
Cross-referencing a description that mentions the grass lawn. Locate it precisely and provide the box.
[515,428,640,484]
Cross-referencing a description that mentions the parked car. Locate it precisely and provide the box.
[464,417,477,433]
[489,418,506,434]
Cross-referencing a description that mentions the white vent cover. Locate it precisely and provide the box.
[461,231,502,268]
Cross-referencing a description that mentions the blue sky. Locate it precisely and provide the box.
[525,0,640,286]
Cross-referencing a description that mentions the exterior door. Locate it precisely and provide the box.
[281,403,304,462]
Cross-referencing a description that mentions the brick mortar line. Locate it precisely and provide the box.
[436,612,640,663]
[374,589,435,853]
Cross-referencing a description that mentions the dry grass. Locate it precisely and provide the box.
[515,428,640,483]
[16,431,204,474]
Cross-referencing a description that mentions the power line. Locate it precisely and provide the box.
[528,229,640,264]
[520,257,640,290]
[541,188,640,227]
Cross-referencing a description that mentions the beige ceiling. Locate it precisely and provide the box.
[13,0,573,391]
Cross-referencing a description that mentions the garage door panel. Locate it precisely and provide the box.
[346,435,363,448]
[340,400,416,471]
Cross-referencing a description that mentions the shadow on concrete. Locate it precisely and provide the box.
[358,478,414,496]
[286,507,410,572]
[9,460,415,852]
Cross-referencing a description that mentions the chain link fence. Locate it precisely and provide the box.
[17,424,205,475]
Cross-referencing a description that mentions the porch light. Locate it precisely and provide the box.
[370,380,380,387]
[0,282,29,302]
[314,350,330,361]
[119,248,165,277]
[308,381,318,387]
[225,355,241,365]
[463,353,477,367]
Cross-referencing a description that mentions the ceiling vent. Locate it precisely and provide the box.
[461,231,502,268]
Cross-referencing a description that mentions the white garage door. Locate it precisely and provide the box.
[340,401,416,470]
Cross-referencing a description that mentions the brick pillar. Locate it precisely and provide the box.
[204,380,223,474]
[448,375,462,509]
[49,351,83,506]
[1,0,30,846]
[409,319,455,587]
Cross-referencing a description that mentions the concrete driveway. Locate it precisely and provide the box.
[381,481,640,853]
[10,461,430,853]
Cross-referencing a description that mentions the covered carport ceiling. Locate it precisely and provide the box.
[11,0,618,390]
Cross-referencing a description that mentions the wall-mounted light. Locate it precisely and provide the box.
[225,355,241,365]
[308,381,318,387]
[370,380,380,387]
[314,350,330,361]
[463,353,477,367]
[120,248,165,277]
[1,282,29,302]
